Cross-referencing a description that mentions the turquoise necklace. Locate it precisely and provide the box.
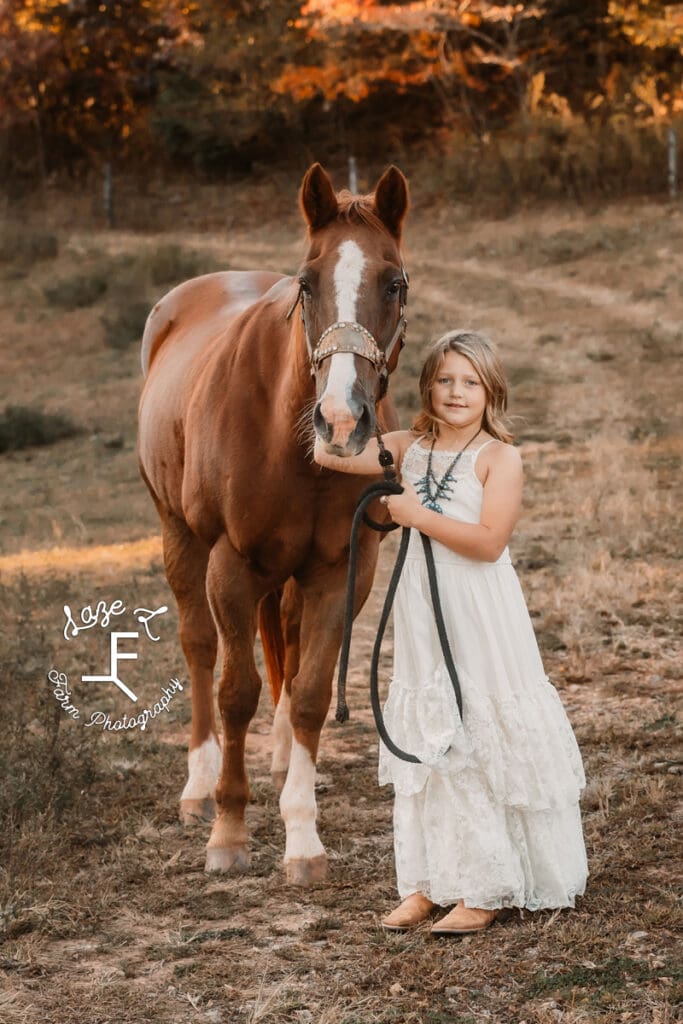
[415,428,482,513]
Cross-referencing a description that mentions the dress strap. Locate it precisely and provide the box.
[401,434,427,459]
[397,434,423,474]
[472,438,498,466]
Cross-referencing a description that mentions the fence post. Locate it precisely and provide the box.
[668,127,677,200]
[103,162,114,227]
[348,154,358,194]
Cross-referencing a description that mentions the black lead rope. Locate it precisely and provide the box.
[335,447,464,764]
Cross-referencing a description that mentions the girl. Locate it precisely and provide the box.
[314,330,587,936]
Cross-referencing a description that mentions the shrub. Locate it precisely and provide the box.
[98,245,224,348]
[0,405,83,453]
[423,113,682,211]
[43,273,108,310]
[101,302,151,349]
[146,243,220,286]
[0,226,58,265]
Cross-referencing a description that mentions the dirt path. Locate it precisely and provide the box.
[421,255,683,338]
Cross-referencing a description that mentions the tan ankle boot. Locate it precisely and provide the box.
[381,892,436,932]
[431,900,498,936]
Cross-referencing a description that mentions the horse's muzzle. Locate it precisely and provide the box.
[313,398,375,456]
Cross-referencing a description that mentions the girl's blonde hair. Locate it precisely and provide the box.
[412,330,513,443]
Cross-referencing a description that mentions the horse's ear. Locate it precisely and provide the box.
[300,163,338,231]
[373,166,409,239]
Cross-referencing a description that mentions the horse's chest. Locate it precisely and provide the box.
[226,479,310,556]
[228,479,351,577]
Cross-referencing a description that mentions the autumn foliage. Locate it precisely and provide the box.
[1,0,682,192]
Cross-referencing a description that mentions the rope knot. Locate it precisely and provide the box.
[335,702,350,724]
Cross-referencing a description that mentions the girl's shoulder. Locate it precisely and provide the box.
[385,429,422,460]
[475,437,522,485]
[479,436,521,461]
[383,429,428,475]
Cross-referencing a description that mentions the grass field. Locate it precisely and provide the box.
[0,184,681,1024]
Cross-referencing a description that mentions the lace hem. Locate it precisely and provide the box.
[405,881,587,912]
[393,787,588,909]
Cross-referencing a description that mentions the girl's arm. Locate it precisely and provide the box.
[313,430,413,476]
[386,443,523,562]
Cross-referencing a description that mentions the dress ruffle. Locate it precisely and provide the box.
[378,661,586,810]
[393,781,588,909]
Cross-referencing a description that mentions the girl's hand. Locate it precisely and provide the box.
[313,431,413,476]
[384,480,424,528]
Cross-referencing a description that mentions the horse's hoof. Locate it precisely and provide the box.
[205,845,251,873]
[285,854,328,886]
[180,797,215,826]
[271,770,287,794]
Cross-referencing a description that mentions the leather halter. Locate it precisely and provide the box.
[286,266,409,396]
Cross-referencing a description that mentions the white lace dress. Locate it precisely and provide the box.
[378,438,588,910]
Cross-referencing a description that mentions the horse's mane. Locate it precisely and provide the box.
[335,190,391,235]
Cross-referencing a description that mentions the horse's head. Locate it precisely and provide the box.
[292,163,409,456]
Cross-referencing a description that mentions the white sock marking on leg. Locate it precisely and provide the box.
[181,735,222,801]
[280,738,325,862]
[271,689,292,777]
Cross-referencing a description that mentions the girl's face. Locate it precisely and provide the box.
[430,351,487,435]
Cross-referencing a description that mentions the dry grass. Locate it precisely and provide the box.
[0,193,681,1023]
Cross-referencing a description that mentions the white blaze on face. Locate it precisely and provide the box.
[279,738,326,863]
[334,238,366,320]
[319,239,366,443]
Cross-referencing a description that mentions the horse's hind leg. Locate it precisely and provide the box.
[204,534,266,873]
[270,579,303,793]
[161,512,220,825]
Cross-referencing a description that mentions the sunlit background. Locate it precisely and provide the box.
[2,1,682,205]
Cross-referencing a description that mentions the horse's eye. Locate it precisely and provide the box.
[386,280,401,298]
[299,277,312,296]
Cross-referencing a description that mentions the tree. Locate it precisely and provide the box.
[0,0,182,180]
[151,0,308,176]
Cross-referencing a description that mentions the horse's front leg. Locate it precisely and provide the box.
[204,535,267,873]
[280,559,375,886]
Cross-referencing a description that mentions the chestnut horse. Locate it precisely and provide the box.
[138,164,409,884]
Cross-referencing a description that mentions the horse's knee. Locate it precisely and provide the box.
[217,671,261,727]
[289,682,331,736]
[179,619,217,670]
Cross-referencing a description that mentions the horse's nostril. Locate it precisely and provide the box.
[358,403,372,435]
[351,403,374,447]
[313,402,332,442]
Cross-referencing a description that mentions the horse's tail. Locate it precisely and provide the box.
[258,589,285,706]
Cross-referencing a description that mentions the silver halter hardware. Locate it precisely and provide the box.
[311,321,385,375]
[286,265,409,382]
